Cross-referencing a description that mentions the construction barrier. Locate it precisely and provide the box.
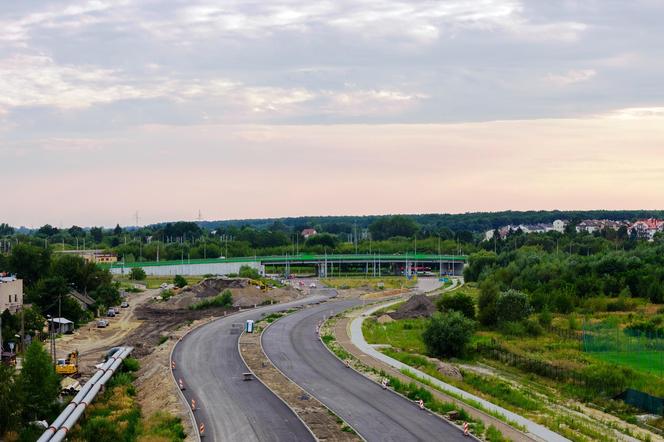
[463,421,469,436]
[199,422,206,437]
[418,399,424,410]
[191,398,197,411]
[179,378,185,390]
[171,360,176,369]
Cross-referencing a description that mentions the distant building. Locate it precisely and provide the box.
[67,290,96,311]
[301,229,317,239]
[484,220,567,241]
[576,219,625,234]
[0,274,23,314]
[48,317,75,334]
[57,249,118,264]
[628,219,664,241]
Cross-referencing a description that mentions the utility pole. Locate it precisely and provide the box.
[20,308,24,353]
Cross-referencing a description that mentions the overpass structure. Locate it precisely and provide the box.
[104,253,467,277]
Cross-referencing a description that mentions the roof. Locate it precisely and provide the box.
[48,317,73,324]
[0,275,18,283]
[301,228,317,234]
[68,290,96,307]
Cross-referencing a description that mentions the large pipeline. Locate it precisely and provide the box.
[37,346,134,442]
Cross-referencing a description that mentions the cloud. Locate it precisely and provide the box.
[545,69,596,86]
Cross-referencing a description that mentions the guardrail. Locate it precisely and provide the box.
[36,346,134,442]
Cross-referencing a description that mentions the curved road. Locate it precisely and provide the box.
[172,294,331,441]
[262,299,469,442]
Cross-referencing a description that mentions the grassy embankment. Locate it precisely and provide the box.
[69,358,186,442]
[362,297,662,442]
[323,276,416,290]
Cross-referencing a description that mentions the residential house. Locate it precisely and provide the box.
[48,317,75,334]
[629,219,664,241]
[0,274,23,314]
[301,228,317,239]
[68,290,96,311]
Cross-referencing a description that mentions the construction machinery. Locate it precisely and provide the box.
[56,350,79,377]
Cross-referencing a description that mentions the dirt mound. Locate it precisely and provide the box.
[389,294,436,320]
[232,286,305,308]
[180,277,250,298]
[377,314,394,324]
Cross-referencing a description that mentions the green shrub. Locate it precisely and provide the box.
[122,357,140,372]
[437,292,476,319]
[538,306,552,327]
[582,364,631,396]
[173,275,188,288]
[161,289,174,301]
[189,289,233,310]
[129,267,146,281]
[499,321,526,336]
[523,318,543,336]
[142,411,186,440]
[496,289,531,324]
[478,280,499,326]
[423,311,475,358]
[607,296,637,312]
[239,265,261,280]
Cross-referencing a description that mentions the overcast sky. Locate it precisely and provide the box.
[2,0,663,227]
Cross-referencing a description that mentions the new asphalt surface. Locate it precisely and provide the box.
[171,294,328,442]
[262,297,470,442]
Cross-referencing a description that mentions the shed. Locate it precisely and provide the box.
[48,317,75,334]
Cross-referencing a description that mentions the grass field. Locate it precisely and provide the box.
[363,317,428,354]
[323,276,415,290]
[589,351,664,376]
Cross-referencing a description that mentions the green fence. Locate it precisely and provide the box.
[582,322,664,376]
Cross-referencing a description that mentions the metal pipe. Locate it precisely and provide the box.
[38,347,133,442]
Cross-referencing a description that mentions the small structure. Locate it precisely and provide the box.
[48,317,75,334]
[0,274,23,314]
[67,290,96,311]
[377,314,394,324]
[301,228,317,239]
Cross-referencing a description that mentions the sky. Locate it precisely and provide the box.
[1,0,663,227]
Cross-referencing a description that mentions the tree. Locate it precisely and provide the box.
[113,224,123,235]
[437,292,476,319]
[129,267,146,281]
[90,284,121,309]
[174,275,188,288]
[0,364,20,434]
[305,233,338,249]
[19,341,60,421]
[368,215,419,240]
[647,280,664,304]
[0,223,14,235]
[37,224,59,237]
[496,289,531,324]
[478,280,499,326]
[423,311,475,358]
[90,227,104,243]
[68,225,84,237]
[8,244,51,287]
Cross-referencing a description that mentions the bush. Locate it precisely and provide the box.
[189,290,233,310]
[538,306,552,327]
[122,357,140,372]
[239,265,261,280]
[478,280,499,326]
[437,292,475,319]
[160,289,174,301]
[422,311,475,358]
[496,289,531,324]
[552,290,574,314]
[173,275,188,288]
[129,267,146,281]
[607,296,637,312]
[498,321,526,336]
[582,364,631,396]
[523,318,543,336]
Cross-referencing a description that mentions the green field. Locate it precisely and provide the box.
[363,317,428,354]
[589,351,664,376]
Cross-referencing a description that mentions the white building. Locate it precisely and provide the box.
[0,275,23,314]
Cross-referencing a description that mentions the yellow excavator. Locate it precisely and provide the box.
[56,350,79,376]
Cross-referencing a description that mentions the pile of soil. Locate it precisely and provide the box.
[161,277,307,309]
[181,277,250,298]
[389,294,436,320]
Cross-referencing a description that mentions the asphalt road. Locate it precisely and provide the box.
[262,299,470,442]
[172,294,330,442]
